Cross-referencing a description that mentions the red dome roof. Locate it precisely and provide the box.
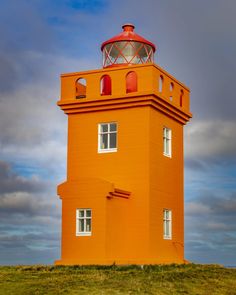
[101,24,156,52]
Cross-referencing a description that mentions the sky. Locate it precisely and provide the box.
[0,0,236,266]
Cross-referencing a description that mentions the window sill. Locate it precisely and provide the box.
[163,236,172,240]
[76,232,91,237]
[98,148,117,154]
[163,152,172,158]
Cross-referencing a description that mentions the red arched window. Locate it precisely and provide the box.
[100,75,112,95]
[76,78,86,99]
[169,82,174,102]
[159,75,164,93]
[180,89,184,107]
[126,71,137,93]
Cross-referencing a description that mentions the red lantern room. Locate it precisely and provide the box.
[101,24,156,95]
[101,24,156,68]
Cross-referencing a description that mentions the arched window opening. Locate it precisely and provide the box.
[180,89,184,107]
[159,75,164,93]
[100,75,112,95]
[169,82,174,102]
[126,71,137,93]
[76,78,86,99]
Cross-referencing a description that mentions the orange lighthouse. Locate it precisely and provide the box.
[55,24,192,265]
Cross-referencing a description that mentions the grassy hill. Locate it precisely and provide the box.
[0,264,236,294]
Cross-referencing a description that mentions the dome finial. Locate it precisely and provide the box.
[122,23,135,32]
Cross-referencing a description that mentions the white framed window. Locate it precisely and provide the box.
[76,209,92,236]
[98,122,117,153]
[163,127,172,157]
[163,209,172,240]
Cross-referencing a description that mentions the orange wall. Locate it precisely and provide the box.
[57,107,151,264]
[67,107,150,186]
[149,108,184,263]
[59,179,109,264]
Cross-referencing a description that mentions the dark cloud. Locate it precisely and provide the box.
[185,191,236,264]
[0,232,59,249]
[186,192,236,217]
[0,160,61,265]
[0,202,61,265]
[185,120,236,162]
[0,160,60,219]
[0,161,46,194]
[0,0,54,52]
[0,241,60,265]
[209,194,236,216]
[0,0,57,93]
[0,56,20,93]
[0,192,59,218]
[185,238,236,266]
[185,159,208,171]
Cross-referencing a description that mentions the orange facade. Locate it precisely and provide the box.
[55,62,192,265]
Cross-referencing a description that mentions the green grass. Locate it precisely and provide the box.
[0,264,236,294]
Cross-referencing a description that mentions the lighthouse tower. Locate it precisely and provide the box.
[56,24,192,265]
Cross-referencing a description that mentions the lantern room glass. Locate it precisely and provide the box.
[103,41,154,68]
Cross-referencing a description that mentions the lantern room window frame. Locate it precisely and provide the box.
[102,41,154,68]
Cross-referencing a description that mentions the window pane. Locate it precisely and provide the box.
[101,124,108,133]
[100,133,108,149]
[110,123,117,132]
[167,129,171,139]
[163,222,166,235]
[166,221,170,236]
[109,133,117,149]
[86,219,91,232]
[79,210,84,217]
[166,140,170,154]
[79,219,84,232]
[86,210,91,217]
[116,55,126,64]
[163,139,166,154]
[165,210,169,219]
[163,128,166,137]
[122,43,135,62]
[109,44,120,59]
[138,44,148,59]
